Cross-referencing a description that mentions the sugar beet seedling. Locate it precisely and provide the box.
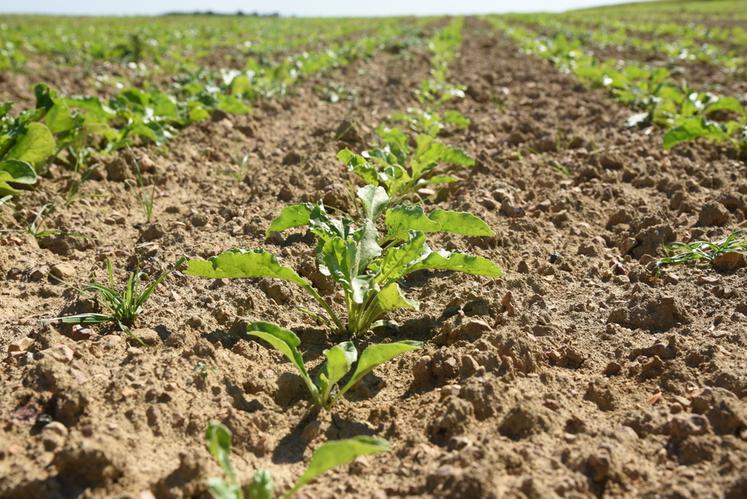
[205,421,389,499]
[247,321,421,409]
[187,185,501,336]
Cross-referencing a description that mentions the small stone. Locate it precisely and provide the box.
[29,265,50,282]
[106,157,133,182]
[604,362,622,376]
[413,355,432,384]
[41,421,68,451]
[300,420,321,443]
[282,151,302,165]
[277,186,293,202]
[130,328,160,346]
[517,260,530,274]
[440,384,462,399]
[500,200,525,218]
[667,414,709,440]
[190,213,208,227]
[44,344,75,363]
[712,252,747,272]
[139,223,165,242]
[8,337,34,354]
[697,201,730,227]
[50,262,75,282]
[460,355,480,377]
[138,154,157,173]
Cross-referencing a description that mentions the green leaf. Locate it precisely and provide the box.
[45,99,78,135]
[375,232,429,284]
[360,282,419,329]
[407,249,503,278]
[385,205,494,240]
[247,321,318,403]
[206,422,236,480]
[7,122,56,167]
[217,94,251,114]
[0,160,37,195]
[207,478,242,499]
[266,203,314,238]
[318,341,357,403]
[356,185,388,221]
[427,175,458,184]
[338,148,378,186]
[339,341,422,396]
[186,249,310,288]
[443,110,470,128]
[286,436,390,498]
[663,117,727,149]
[248,470,273,499]
[205,422,242,499]
[703,97,744,117]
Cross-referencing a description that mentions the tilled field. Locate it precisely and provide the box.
[1,13,746,499]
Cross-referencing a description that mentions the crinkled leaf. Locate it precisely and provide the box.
[385,205,494,240]
[287,437,390,498]
[0,160,37,195]
[7,122,56,167]
[703,97,743,116]
[205,422,235,480]
[375,232,429,284]
[266,203,314,238]
[406,249,503,278]
[663,117,727,149]
[427,175,458,184]
[357,220,382,271]
[356,185,388,221]
[186,249,310,288]
[217,94,251,114]
[45,99,78,135]
[338,148,378,186]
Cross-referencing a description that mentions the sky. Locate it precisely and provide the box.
[0,0,638,17]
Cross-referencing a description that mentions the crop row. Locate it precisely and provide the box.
[0,19,423,205]
[561,12,747,49]
[30,17,504,497]
[575,0,747,22]
[512,14,745,70]
[488,17,747,159]
[0,16,392,72]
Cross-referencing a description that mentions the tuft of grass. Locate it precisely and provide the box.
[226,154,252,182]
[657,229,747,268]
[43,257,185,331]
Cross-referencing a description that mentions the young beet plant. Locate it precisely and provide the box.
[390,107,470,137]
[187,185,502,335]
[248,321,420,409]
[338,125,474,204]
[206,421,389,499]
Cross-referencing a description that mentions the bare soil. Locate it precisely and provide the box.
[1,17,746,499]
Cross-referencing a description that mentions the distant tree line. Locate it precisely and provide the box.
[161,10,280,17]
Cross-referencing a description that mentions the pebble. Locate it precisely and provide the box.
[50,262,76,282]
